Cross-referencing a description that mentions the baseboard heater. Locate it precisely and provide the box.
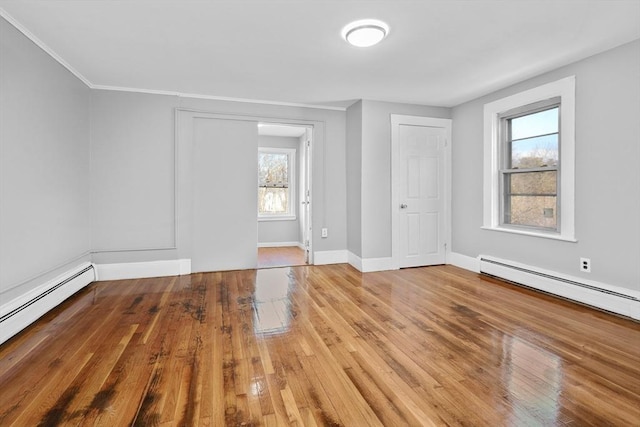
[0,263,96,345]
[479,256,639,320]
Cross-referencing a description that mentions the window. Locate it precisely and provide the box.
[501,100,559,230]
[258,148,295,220]
[484,76,576,241]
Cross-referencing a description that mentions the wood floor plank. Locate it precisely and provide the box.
[65,323,141,422]
[1,264,638,426]
[258,246,307,269]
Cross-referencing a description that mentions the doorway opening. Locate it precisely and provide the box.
[257,123,312,269]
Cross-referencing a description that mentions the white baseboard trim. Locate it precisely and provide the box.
[313,250,348,265]
[348,252,396,272]
[348,252,363,271]
[0,262,95,345]
[479,255,640,320]
[363,257,396,272]
[448,252,480,273]
[258,241,302,248]
[178,259,192,276]
[95,259,192,281]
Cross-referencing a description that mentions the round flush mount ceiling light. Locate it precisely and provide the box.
[342,19,389,47]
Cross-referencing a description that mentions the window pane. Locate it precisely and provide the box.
[508,170,557,195]
[258,187,289,214]
[505,195,557,229]
[510,107,558,140]
[511,134,558,168]
[258,152,288,187]
[504,171,557,229]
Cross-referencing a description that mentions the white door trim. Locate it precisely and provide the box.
[391,114,452,269]
[304,128,314,265]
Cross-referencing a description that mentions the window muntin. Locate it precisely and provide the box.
[500,101,560,231]
[258,148,295,219]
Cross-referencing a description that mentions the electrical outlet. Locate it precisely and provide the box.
[321,228,328,238]
[580,257,591,273]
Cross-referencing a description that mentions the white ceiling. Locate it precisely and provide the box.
[1,1,639,108]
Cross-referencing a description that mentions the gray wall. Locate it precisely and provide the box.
[90,91,347,265]
[0,17,91,302]
[91,92,176,253]
[451,39,640,291]
[258,135,300,245]
[346,100,362,257]
[192,117,258,271]
[350,100,451,259]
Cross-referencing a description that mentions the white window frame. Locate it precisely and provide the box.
[258,147,296,221]
[500,97,560,232]
[483,76,576,242]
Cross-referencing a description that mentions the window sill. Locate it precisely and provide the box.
[481,226,577,242]
[258,215,297,222]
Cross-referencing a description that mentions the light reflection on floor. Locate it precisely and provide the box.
[252,267,293,336]
[501,334,562,425]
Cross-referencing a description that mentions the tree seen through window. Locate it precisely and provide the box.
[258,150,291,216]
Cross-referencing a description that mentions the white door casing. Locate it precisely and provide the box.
[303,128,313,264]
[391,115,451,269]
[296,126,313,264]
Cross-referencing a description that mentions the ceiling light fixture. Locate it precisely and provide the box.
[342,19,389,47]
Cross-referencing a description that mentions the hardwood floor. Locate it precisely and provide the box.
[0,264,638,426]
[257,246,307,269]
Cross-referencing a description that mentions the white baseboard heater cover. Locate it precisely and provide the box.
[479,256,639,320]
[0,263,96,345]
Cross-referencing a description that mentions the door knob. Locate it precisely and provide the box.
[400,204,407,209]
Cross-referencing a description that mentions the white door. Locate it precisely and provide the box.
[192,117,258,272]
[392,116,449,268]
[302,128,312,264]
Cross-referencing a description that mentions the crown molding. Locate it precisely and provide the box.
[0,7,92,88]
[178,91,347,111]
[91,85,180,97]
[1,8,346,112]
[93,85,347,111]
